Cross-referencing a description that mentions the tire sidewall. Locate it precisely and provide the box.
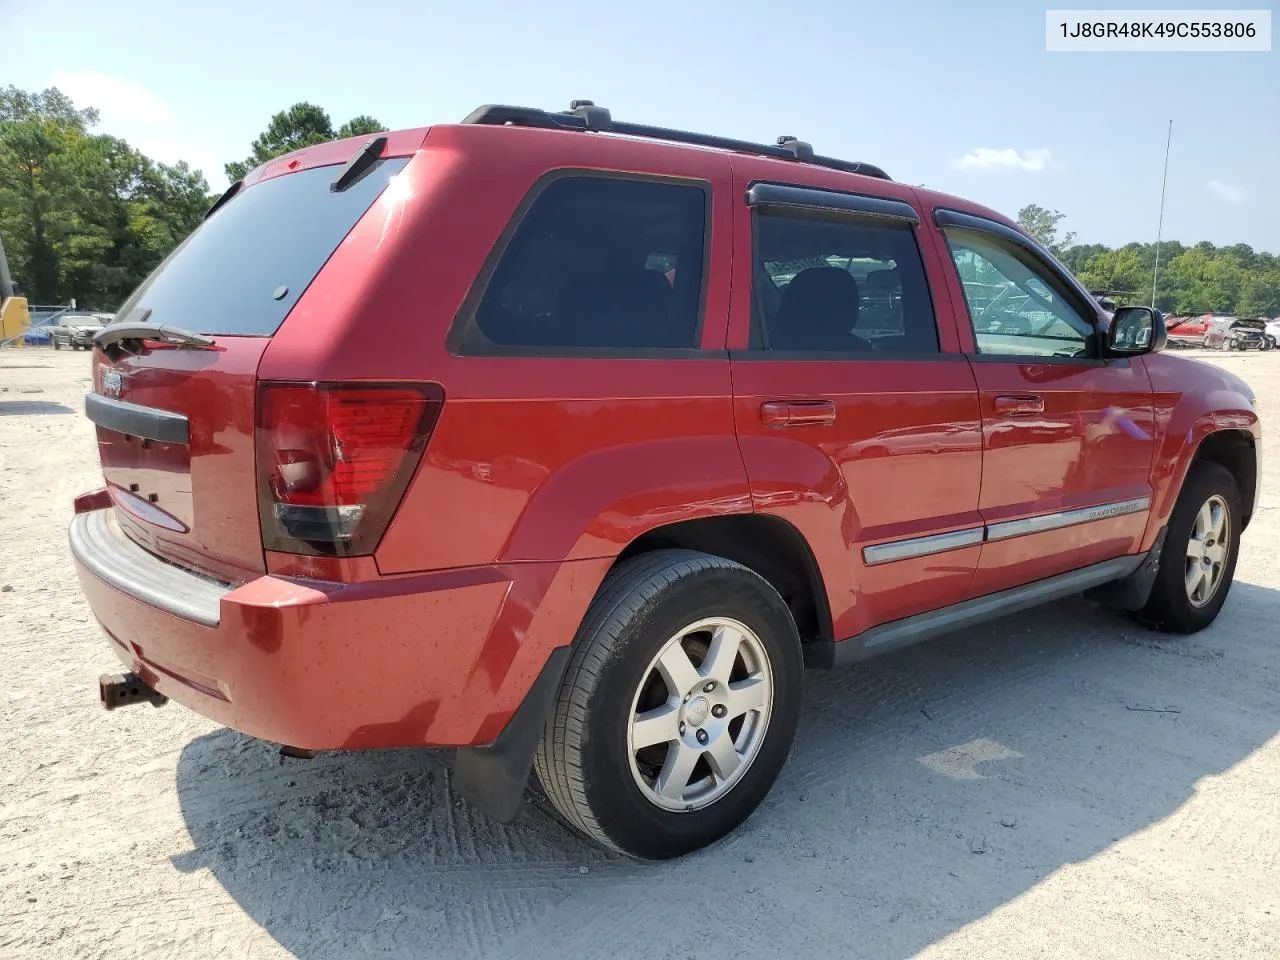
[578,564,802,859]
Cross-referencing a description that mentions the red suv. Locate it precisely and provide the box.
[70,102,1261,859]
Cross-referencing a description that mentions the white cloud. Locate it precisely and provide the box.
[952,147,1052,172]
[1207,179,1247,204]
[136,138,224,181]
[47,71,228,188]
[50,70,172,126]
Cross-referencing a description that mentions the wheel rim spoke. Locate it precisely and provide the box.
[631,703,681,750]
[1195,502,1213,538]
[1209,501,1226,540]
[1186,537,1205,561]
[725,675,768,718]
[700,623,744,685]
[655,741,701,802]
[1185,563,1206,600]
[656,643,700,698]
[705,735,742,782]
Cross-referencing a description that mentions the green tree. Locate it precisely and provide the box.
[1077,246,1147,296]
[1016,203,1076,255]
[225,102,335,181]
[224,105,387,181]
[1058,242,1107,276]
[1162,249,1243,314]
[1236,266,1280,317]
[337,115,386,139]
[0,84,208,307]
[0,85,98,128]
[0,89,93,301]
[140,160,210,250]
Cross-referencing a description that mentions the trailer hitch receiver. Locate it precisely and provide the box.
[99,673,168,710]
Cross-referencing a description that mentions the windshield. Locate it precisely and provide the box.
[112,158,409,337]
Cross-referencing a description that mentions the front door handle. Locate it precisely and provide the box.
[761,399,838,428]
[993,394,1044,416]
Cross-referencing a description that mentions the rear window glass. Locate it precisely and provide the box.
[456,175,707,353]
[112,158,409,337]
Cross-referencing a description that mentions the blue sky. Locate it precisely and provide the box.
[6,0,1277,250]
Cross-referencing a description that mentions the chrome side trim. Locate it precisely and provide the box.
[861,496,1151,565]
[985,496,1151,542]
[863,527,984,566]
[69,509,229,627]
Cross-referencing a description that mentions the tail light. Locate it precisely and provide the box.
[256,381,444,556]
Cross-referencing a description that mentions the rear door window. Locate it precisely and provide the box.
[112,158,409,337]
[750,209,940,355]
[454,175,708,353]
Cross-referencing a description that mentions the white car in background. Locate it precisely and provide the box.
[1267,318,1280,349]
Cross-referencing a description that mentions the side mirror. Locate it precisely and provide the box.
[1107,305,1166,356]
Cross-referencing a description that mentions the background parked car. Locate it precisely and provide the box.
[22,320,55,345]
[49,314,107,350]
[1204,316,1269,351]
[1165,313,1212,346]
[1264,318,1280,349]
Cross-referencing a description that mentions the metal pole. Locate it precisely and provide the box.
[1151,120,1173,308]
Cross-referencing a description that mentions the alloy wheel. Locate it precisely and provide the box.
[626,617,774,812]
[1185,494,1230,608]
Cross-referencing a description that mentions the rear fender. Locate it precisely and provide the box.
[457,437,754,820]
[497,436,755,561]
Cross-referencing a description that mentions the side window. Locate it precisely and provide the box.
[943,229,1096,359]
[751,209,939,354]
[459,176,707,353]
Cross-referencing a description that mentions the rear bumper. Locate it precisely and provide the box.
[70,504,610,751]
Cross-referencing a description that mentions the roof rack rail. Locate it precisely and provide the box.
[460,101,891,182]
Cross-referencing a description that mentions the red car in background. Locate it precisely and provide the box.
[1165,313,1213,345]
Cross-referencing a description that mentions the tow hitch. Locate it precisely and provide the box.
[99,673,168,710]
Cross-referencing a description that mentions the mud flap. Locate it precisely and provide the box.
[452,645,571,823]
[1085,527,1168,612]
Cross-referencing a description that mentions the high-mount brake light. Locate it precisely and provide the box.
[256,382,444,556]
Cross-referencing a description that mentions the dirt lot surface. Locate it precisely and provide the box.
[1,347,1277,959]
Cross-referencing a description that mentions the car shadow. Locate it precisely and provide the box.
[174,579,1279,959]
[0,400,74,416]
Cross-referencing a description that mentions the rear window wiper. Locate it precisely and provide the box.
[95,317,217,354]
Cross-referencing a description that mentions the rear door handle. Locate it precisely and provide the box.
[761,400,838,428]
[993,394,1044,416]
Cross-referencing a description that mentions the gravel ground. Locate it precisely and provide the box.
[1,347,1277,960]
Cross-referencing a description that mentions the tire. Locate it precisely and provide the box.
[1136,461,1241,634]
[52,337,62,350]
[533,549,803,859]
